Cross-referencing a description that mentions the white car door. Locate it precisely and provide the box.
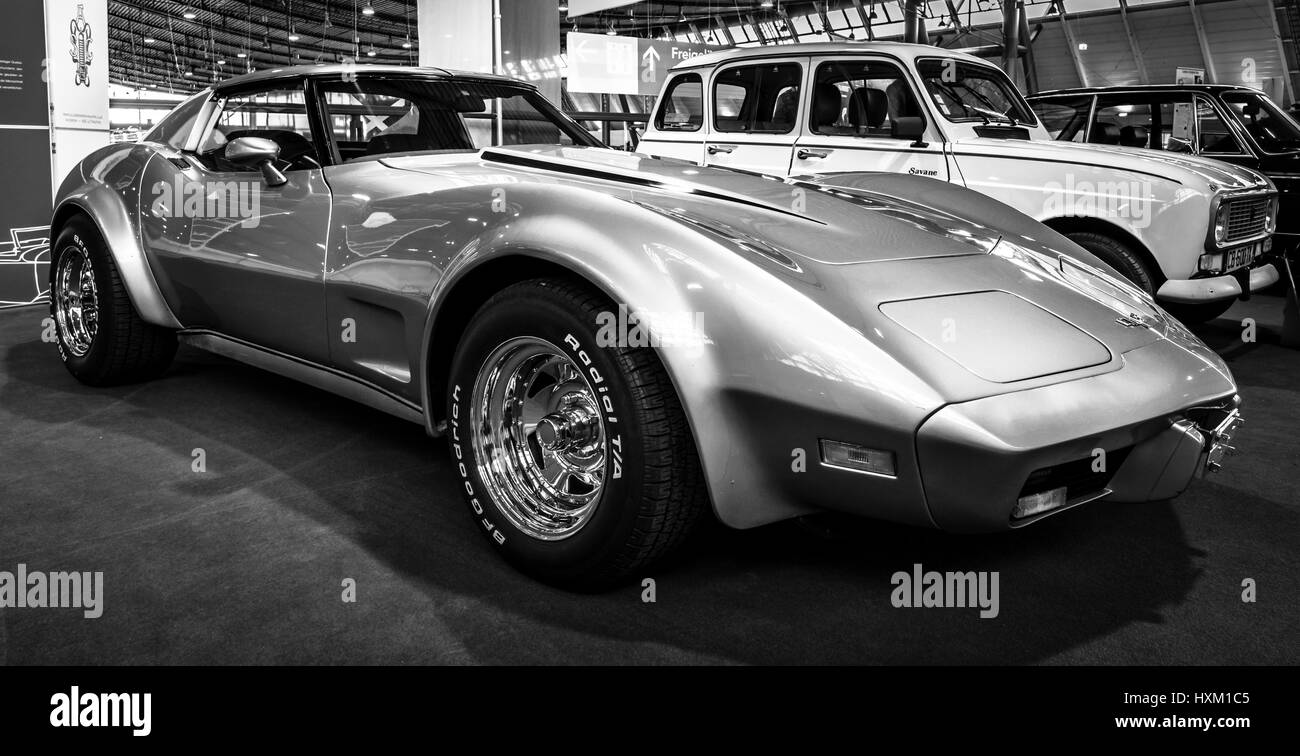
[703,58,808,175]
[791,56,951,180]
[638,71,707,165]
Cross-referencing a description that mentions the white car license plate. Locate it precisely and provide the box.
[1224,241,1263,272]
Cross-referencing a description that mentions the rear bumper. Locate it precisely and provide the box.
[914,339,1238,532]
[1156,263,1278,304]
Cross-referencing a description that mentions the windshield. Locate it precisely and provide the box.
[1221,91,1300,153]
[319,77,601,161]
[916,58,1036,126]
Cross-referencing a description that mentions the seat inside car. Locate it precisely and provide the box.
[1119,125,1149,148]
[1089,121,1121,144]
[848,87,888,135]
[813,82,844,132]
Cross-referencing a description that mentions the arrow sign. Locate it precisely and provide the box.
[640,45,660,84]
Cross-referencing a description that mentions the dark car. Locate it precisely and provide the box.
[1027,84,1300,260]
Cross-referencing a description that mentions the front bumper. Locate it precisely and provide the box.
[914,339,1238,531]
[1156,263,1279,304]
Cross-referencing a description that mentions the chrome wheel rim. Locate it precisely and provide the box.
[470,336,607,541]
[54,246,99,357]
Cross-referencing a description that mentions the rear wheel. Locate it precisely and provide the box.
[446,278,707,590]
[1065,231,1155,294]
[50,217,176,385]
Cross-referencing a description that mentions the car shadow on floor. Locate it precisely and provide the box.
[0,323,1217,665]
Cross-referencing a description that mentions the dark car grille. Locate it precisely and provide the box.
[1224,197,1270,243]
[1018,446,1133,503]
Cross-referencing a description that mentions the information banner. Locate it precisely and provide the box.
[0,0,52,308]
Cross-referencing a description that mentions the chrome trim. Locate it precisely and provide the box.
[179,330,424,425]
[469,336,606,541]
[53,243,99,357]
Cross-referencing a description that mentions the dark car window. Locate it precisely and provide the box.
[1030,96,1091,142]
[713,63,802,134]
[655,73,703,132]
[809,59,924,138]
[1221,91,1300,153]
[1090,93,1196,152]
[321,77,596,161]
[197,85,322,171]
[1196,96,1244,155]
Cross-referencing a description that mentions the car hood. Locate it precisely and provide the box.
[953,136,1272,190]
[384,145,1004,264]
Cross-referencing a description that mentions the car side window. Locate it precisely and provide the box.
[1092,97,1154,148]
[1030,96,1091,142]
[655,73,703,132]
[1196,96,1244,155]
[809,59,925,138]
[196,85,321,172]
[712,63,802,134]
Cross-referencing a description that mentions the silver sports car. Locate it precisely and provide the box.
[50,65,1242,588]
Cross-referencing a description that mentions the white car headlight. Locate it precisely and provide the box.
[1059,257,1161,323]
[1214,204,1231,244]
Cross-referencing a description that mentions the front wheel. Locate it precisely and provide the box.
[1065,231,1155,294]
[50,217,176,385]
[446,279,707,590]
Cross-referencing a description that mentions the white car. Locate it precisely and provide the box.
[639,42,1279,322]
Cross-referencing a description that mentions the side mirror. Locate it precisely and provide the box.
[225,136,287,186]
[891,116,927,146]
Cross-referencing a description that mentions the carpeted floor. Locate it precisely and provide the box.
[0,296,1297,665]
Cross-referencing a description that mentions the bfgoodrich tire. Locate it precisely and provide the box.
[50,217,176,386]
[446,278,707,590]
[1065,231,1155,294]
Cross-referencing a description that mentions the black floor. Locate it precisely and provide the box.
[1,297,1297,665]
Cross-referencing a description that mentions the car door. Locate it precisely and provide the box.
[639,71,706,164]
[790,56,950,180]
[703,59,806,175]
[145,79,333,363]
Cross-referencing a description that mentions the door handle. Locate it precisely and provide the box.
[797,148,830,160]
[707,144,735,155]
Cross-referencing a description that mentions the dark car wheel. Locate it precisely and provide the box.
[446,278,707,590]
[50,217,177,386]
[1065,231,1156,294]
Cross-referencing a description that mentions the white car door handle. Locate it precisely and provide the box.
[797,148,830,160]
[707,144,735,154]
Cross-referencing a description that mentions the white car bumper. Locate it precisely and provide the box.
[1156,263,1280,304]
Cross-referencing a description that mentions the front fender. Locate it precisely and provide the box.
[420,184,946,529]
[52,144,182,329]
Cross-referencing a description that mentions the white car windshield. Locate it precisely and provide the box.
[916,58,1036,126]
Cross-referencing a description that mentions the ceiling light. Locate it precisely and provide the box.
[760,0,774,7]
[217,59,226,65]
[401,36,412,49]
[182,9,197,20]
[362,2,376,16]
[183,69,194,77]
[606,23,617,35]
[558,2,568,11]
[143,36,155,43]
[236,51,247,58]
[1078,42,1088,51]
[288,28,300,42]
[366,45,377,57]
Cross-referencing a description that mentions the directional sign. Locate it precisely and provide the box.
[566,32,723,96]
